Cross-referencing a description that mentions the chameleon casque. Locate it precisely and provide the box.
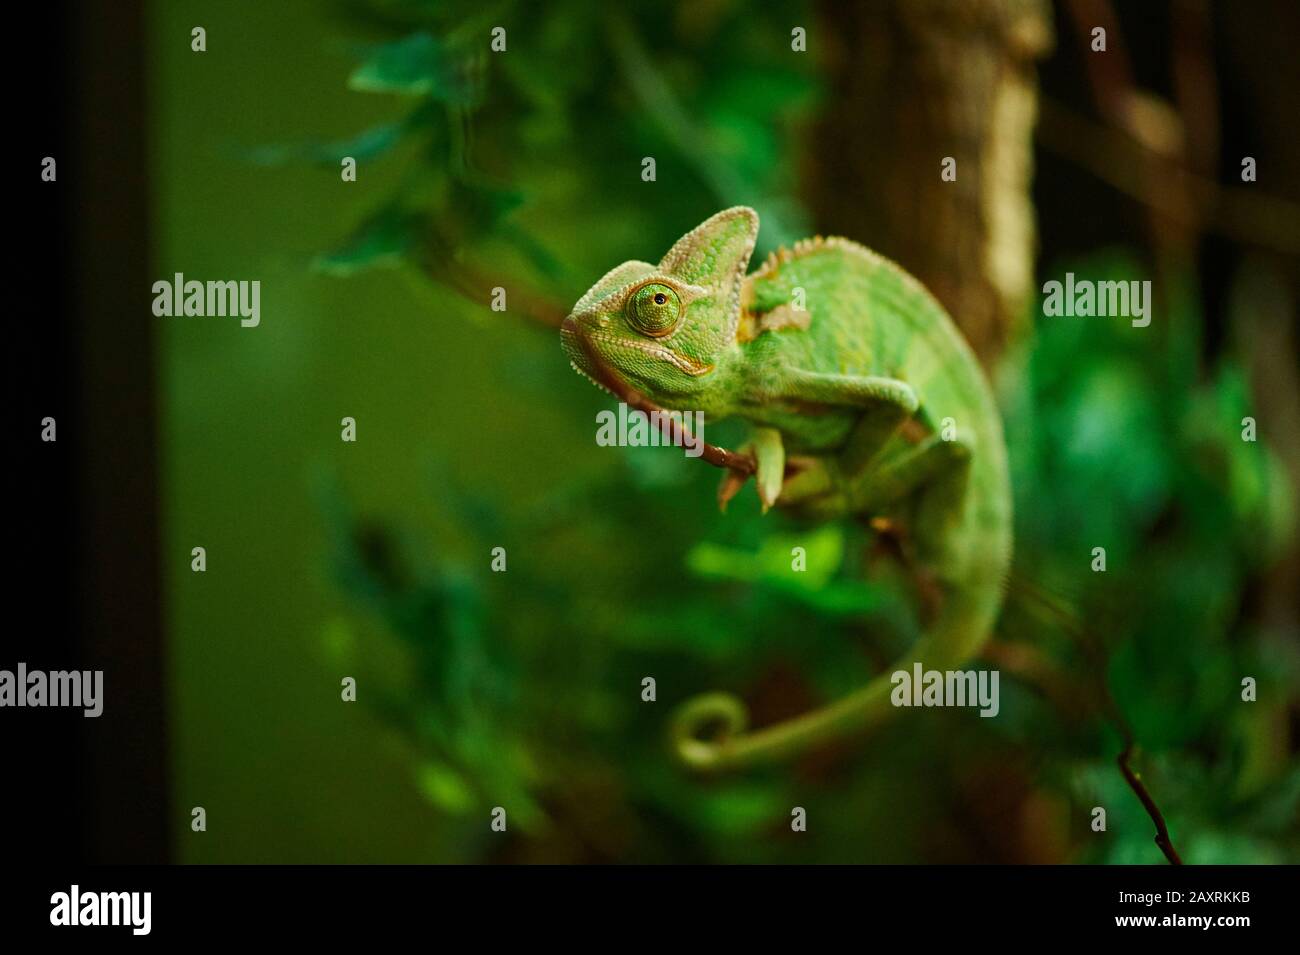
[562,207,1012,771]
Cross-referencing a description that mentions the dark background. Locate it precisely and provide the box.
[13,0,166,864]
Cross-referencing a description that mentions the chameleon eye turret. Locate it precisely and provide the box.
[628,283,682,337]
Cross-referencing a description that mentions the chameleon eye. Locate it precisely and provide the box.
[629,283,682,338]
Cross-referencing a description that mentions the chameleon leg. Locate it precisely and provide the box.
[724,372,917,513]
[763,369,920,512]
[838,398,916,476]
[779,369,919,415]
[774,455,835,505]
[856,434,973,571]
[783,370,919,479]
[853,433,972,515]
[764,407,920,517]
[715,427,785,511]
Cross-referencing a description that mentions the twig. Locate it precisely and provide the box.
[1078,624,1185,865]
[433,258,570,328]
[1117,738,1184,866]
[1004,574,1185,864]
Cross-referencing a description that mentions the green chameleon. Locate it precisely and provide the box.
[562,207,1012,771]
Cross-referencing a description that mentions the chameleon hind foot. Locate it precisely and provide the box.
[864,515,945,621]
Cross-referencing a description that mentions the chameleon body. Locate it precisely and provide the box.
[562,207,1012,770]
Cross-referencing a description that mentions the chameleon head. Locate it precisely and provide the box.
[562,206,759,407]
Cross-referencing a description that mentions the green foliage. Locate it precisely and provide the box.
[995,251,1297,863]
[290,3,1296,863]
[347,32,484,103]
[687,526,886,616]
[266,0,822,292]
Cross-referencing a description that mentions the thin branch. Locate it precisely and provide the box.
[433,258,569,328]
[1082,651,1186,865]
[1117,738,1184,866]
[1001,573,1185,864]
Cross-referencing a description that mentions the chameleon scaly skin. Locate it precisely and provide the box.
[563,207,1012,770]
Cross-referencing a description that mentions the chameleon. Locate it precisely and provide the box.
[562,207,1012,771]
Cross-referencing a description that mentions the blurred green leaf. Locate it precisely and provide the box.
[348,32,481,104]
[313,205,423,275]
[416,761,475,813]
[686,524,883,615]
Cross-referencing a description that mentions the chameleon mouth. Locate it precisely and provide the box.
[562,318,714,386]
[561,320,616,396]
[561,318,612,394]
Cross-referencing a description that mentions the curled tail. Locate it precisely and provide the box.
[671,562,1007,772]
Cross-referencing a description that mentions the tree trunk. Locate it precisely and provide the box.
[804,0,1053,364]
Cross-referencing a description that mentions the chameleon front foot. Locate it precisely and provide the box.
[716,426,786,512]
[717,467,751,511]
